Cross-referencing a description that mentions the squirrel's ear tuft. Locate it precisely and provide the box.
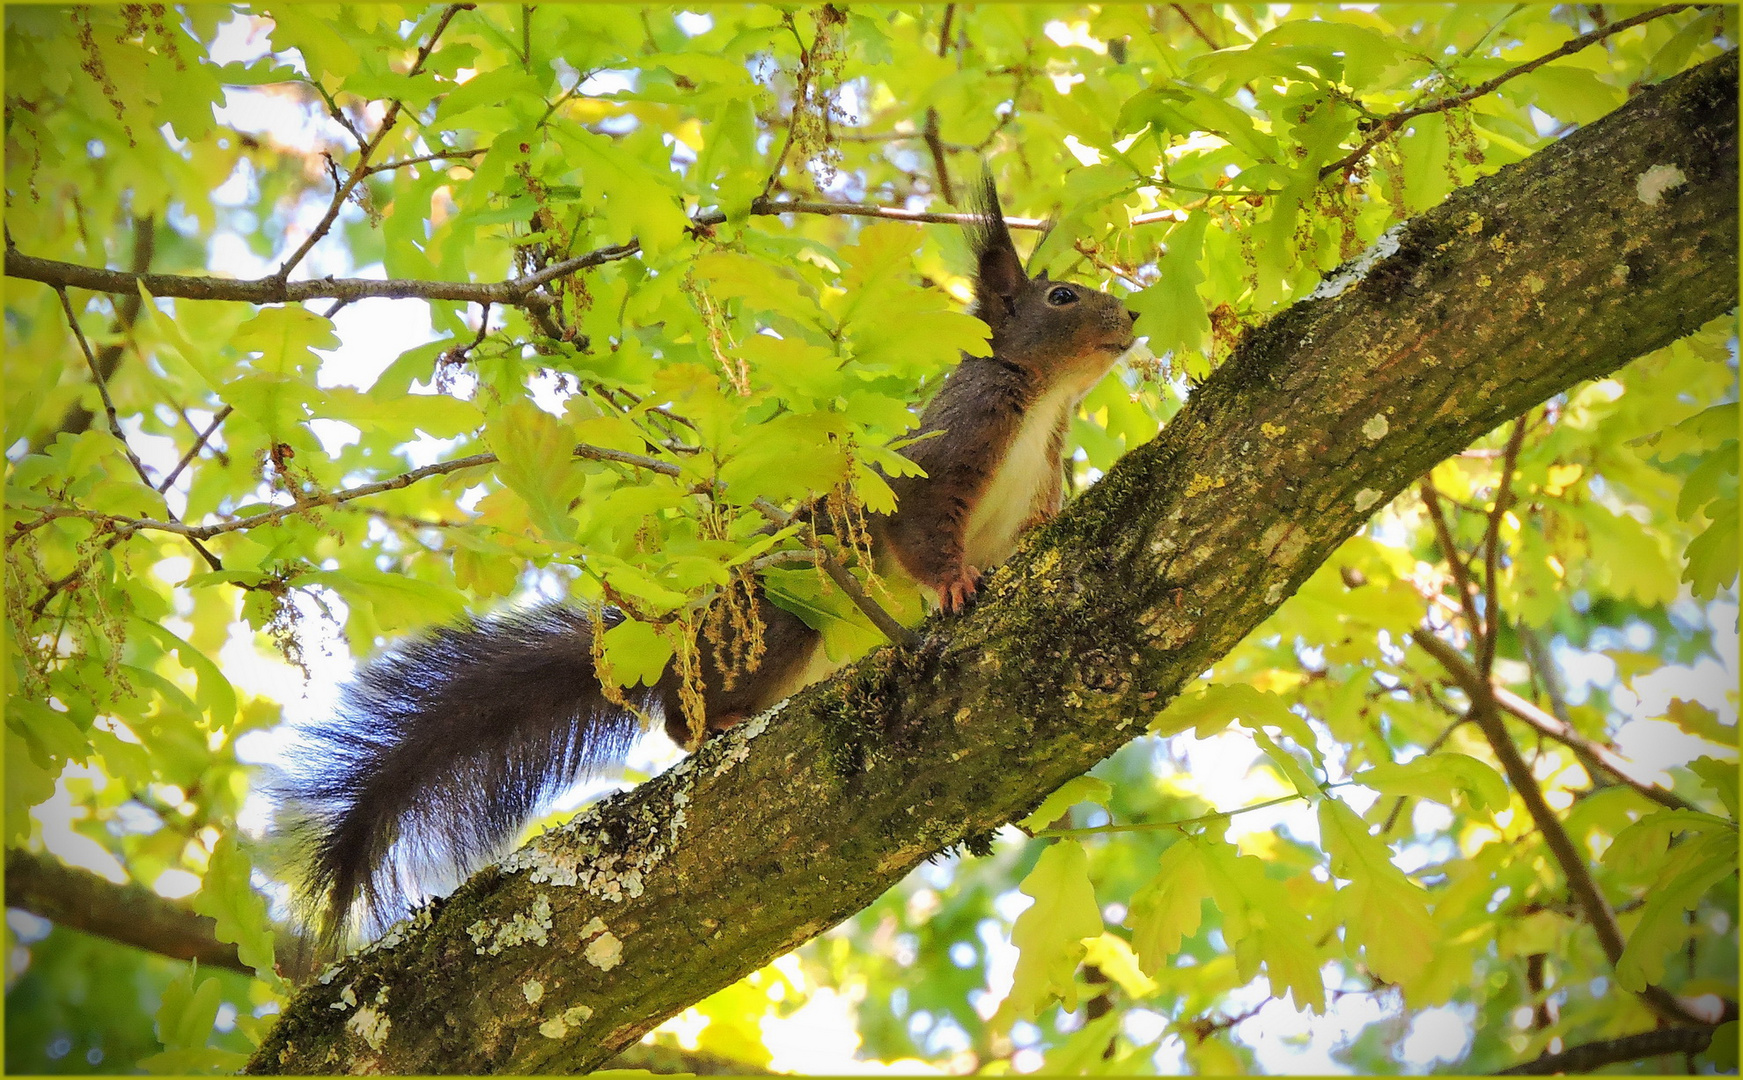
[967,168,1026,327]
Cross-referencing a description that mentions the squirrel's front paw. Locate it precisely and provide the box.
[935,565,982,614]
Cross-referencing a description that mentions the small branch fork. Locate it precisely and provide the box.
[1410,420,1726,1032]
[51,287,224,575]
[274,3,474,282]
[1320,4,1700,180]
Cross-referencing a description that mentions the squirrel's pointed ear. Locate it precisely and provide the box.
[968,169,1027,328]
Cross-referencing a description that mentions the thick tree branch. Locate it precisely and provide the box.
[247,53,1738,1074]
[4,848,303,978]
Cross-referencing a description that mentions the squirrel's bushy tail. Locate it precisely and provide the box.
[273,604,656,946]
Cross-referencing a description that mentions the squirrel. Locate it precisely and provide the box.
[275,173,1138,946]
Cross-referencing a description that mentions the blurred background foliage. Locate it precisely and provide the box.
[4,2,1736,1074]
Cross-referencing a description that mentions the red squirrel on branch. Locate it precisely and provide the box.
[276,174,1138,945]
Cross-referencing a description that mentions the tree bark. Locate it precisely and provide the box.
[2,847,297,977]
[247,52,1738,1075]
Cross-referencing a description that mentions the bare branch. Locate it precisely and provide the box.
[1411,629,1715,1028]
[158,405,234,494]
[1479,416,1529,674]
[1321,4,1698,180]
[4,199,1049,313]
[55,286,154,488]
[1496,1027,1714,1075]
[275,4,474,280]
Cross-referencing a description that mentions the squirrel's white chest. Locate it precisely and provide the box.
[962,383,1078,570]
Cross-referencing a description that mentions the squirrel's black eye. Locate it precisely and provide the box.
[1047,285,1078,306]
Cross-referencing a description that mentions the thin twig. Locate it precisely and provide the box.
[5,198,1051,311]
[1479,416,1530,674]
[1419,480,1485,649]
[1418,622,1700,811]
[735,498,915,648]
[1492,682,1698,813]
[819,557,918,648]
[1320,4,1697,180]
[1170,4,1222,51]
[366,146,490,174]
[1030,787,1348,838]
[157,405,234,494]
[54,287,223,574]
[922,4,958,206]
[56,287,154,488]
[276,3,473,280]
[48,214,155,443]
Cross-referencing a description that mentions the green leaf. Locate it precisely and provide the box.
[1702,1021,1739,1071]
[1318,797,1436,993]
[432,65,546,127]
[1352,752,1510,816]
[153,966,224,1051]
[7,697,90,768]
[1515,66,1624,125]
[192,836,279,983]
[1129,211,1209,361]
[1002,839,1104,1019]
[6,731,57,842]
[598,618,675,689]
[299,568,469,635]
[1615,830,1736,991]
[1687,756,1739,819]
[1199,837,1326,1012]
[1155,683,1321,768]
[232,304,337,380]
[1604,808,1735,869]
[267,6,360,79]
[486,400,589,544]
[759,566,899,661]
[692,250,826,332]
[1127,837,1212,972]
[131,620,238,732]
[1684,496,1740,599]
[553,126,690,256]
[1251,728,1322,799]
[1019,775,1114,832]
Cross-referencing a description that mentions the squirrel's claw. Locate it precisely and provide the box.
[937,565,982,614]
